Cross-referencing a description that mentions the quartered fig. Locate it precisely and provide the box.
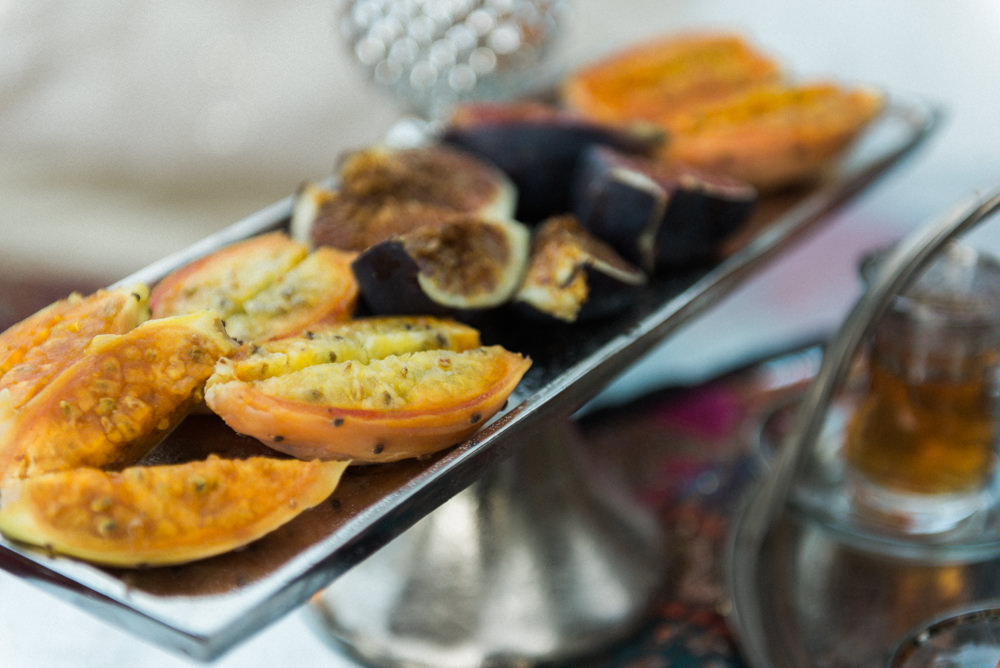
[441,100,661,224]
[515,215,646,323]
[573,144,757,272]
[352,215,530,317]
[290,144,516,251]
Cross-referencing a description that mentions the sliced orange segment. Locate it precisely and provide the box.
[205,319,530,463]
[0,285,150,414]
[0,455,348,567]
[0,311,236,486]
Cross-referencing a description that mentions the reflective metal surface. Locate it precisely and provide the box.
[726,189,1000,667]
[308,419,665,667]
[0,95,935,662]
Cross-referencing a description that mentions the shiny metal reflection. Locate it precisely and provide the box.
[307,418,667,667]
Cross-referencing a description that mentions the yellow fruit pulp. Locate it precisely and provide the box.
[0,285,150,414]
[0,455,348,567]
[0,311,236,486]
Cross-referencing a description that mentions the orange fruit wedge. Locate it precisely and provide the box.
[0,455,348,567]
[0,285,150,415]
[0,311,237,486]
[205,317,530,463]
[661,82,884,190]
[150,231,358,342]
[561,32,781,126]
[217,246,359,342]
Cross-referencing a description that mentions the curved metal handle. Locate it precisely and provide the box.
[728,186,1000,668]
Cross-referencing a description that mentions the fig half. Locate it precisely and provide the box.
[515,215,646,323]
[441,101,661,224]
[573,145,757,272]
[352,215,530,317]
[291,144,517,252]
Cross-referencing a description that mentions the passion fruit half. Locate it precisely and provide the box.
[515,215,646,323]
[204,316,531,463]
[351,215,530,317]
[0,311,237,487]
[573,145,757,271]
[292,144,517,252]
[0,455,348,567]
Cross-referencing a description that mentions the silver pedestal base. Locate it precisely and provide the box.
[307,419,668,667]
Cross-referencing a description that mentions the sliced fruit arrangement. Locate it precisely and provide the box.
[0,455,348,567]
[441,100,661,223]
[560,31,782,126]
[0,285,150,416]
[351,215,531,316]
[514,215,646,323]
[150,231,358,342]
[573,144,758,271]
[205,316,531,463]
[660,82,884,190]
[559,31,884,191]
[290,144,517,251]
[0,310,237,487]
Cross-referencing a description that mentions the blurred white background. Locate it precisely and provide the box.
[3,1,1000,666]
[5,0,1000,285]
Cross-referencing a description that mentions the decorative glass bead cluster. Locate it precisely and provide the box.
[338,0,566,118]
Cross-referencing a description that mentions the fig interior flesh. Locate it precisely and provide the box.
[293,144,517,252]
[352,215,530,316]
[515,215,646,322]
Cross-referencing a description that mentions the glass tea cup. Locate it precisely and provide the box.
[845,242,1000,535]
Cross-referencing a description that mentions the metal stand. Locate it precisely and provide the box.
[307,418,667,667]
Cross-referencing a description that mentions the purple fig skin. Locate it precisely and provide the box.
[351,216,530,318]
[352,240,448,316]
[441,110,657,224]
[573,145,757,272]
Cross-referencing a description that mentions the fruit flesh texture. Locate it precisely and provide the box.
[150,232,306,321]
[218,246,358,342]
[560,32,782,125]
[661,82,884,190]
[304,145,517,252]
[516,215,645,322]
[0,455,349,567]
[0,311,236,487]
[225,316,482,382]
[405,217,530,310]
[0,285,150,415]
[150,231,358,342]
[205,317,531,463]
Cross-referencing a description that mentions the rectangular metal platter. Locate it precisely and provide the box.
[0,94,936,662]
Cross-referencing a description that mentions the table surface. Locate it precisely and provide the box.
[3,1,1000,666]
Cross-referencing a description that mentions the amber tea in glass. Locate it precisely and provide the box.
[845,243,1000,533]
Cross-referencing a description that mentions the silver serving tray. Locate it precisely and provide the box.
[0,93,936,662]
